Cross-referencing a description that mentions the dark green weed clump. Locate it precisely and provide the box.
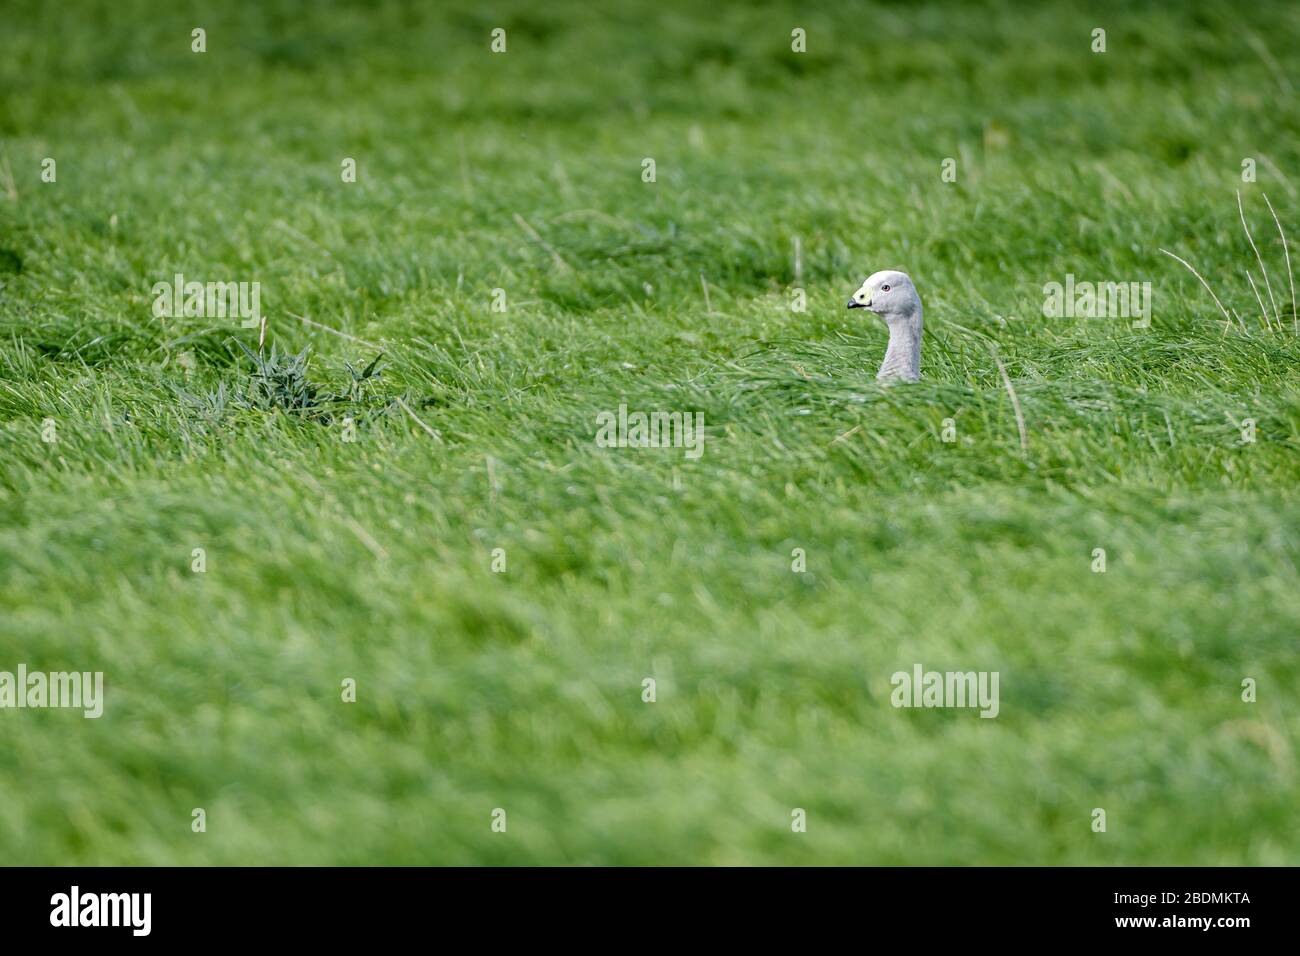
[237,341,387,418]
[177,341,389,423]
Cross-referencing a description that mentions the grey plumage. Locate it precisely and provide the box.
[847,270,923,383]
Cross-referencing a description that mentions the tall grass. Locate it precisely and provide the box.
[0,0,1298,864]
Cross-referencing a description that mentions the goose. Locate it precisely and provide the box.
[847,270,923,382]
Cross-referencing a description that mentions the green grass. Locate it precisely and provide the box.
[2,0,1299,865]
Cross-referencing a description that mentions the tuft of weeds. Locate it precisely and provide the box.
[240,342,323,414]
[238,340,388,420]
[176,342,389,424]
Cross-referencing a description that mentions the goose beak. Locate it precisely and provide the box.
[847,298,868,309]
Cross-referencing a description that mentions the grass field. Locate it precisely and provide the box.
[2,0,1299,865]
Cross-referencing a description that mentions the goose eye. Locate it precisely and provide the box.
[881,284,891,292]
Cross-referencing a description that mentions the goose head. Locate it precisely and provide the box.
[847,269,923,382]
